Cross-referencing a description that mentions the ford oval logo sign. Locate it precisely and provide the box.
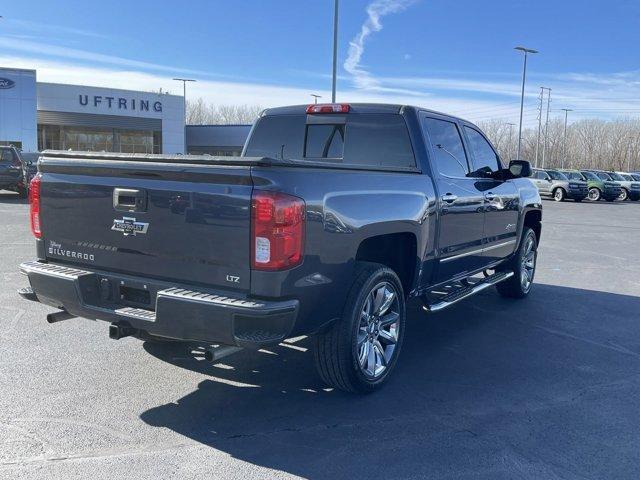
[0,78,16,89]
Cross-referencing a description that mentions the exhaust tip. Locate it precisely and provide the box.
[46,310,75,324]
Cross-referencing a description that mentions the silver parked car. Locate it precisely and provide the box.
[531,168,588,202]
[613,171,640,201]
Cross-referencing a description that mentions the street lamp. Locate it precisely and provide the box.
[514,46,538,160]
[310,94,322,104]
[561,108,573,169]
[173,78,196,154]
[331,0,339,102]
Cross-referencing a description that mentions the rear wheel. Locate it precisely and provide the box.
[496,228,537,299]
[314,262,405,393]
[553,188,566,202]
[587,187,601,201]
[16,185,28,198]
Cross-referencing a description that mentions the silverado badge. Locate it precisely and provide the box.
[112,217,149,236]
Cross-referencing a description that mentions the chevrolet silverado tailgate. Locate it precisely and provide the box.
[37,151,258,292]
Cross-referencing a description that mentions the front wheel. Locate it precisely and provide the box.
[496,228,537,299]
[553,188,566,202]
[618,189,629,201]
[314,262,405,393]
[587,187,601,202]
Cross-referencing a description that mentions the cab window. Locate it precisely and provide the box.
[422,117,469,177]
[464,126,500,175]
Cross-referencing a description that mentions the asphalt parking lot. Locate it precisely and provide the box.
[1,192,639,480]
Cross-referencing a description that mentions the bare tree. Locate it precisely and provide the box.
[480,116,640,172]
[186,98,262,125]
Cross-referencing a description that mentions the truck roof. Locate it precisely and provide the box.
[262,103,471,124]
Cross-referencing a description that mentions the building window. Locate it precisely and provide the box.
[38,125,162,153]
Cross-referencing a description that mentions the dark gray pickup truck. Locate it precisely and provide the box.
[19,103,542,393]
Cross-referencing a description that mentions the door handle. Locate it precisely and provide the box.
[441,193,458,203]
[485,193,497,201]
[113,188,147,212]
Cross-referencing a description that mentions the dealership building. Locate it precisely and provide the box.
[0,67,251,155]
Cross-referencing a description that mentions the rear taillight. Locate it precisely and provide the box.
[29,173,42,238]
[251,191,305,271]
[306,103,350,114]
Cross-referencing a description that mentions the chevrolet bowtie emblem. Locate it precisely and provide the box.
[111,217,149,236]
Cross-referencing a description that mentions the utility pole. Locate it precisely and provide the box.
[331,0,339,103]
[173,78,196,154]
[541,88,552,169]
[560,108,572,169]
[507,122,516,161]
[310,94,322,104]
[514,46,538,159]
[534,87,549,168]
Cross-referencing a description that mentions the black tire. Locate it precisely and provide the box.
[618,188,629,202]
[313,262,406,393]
[553,188,566,202]
[588,187,601,202]
[17,185,28,198]
[496,227,537,299]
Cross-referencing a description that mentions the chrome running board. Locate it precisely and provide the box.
[422,271,514,313]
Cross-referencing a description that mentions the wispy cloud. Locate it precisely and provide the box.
[344,0,417,90]
[3,18,111,40]
[0,36,216,78]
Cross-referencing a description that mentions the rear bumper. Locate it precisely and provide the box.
[19,261,299,348]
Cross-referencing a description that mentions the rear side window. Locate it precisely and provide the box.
[422,118,469,177]
[244,115,305,160]
[464,126,500,173]
[244,113,416,169]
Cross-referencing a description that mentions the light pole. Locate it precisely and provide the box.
[514,46,538,160]
[331,0,339,102]
[560,108,572,169]
[311,94,322,104]
[507,122,516,161]
[173,78,196,154]
[535,87,550,167]
[541,88,552,168]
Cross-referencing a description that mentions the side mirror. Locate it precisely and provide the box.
[508,160,532,178]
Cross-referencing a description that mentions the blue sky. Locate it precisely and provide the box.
[1,0,639,125]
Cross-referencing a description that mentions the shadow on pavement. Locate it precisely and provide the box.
[140,283,640,479]
[0,191,27,204]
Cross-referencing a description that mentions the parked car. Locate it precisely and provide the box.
[18,103,542,393]
[579,170,621,201]
[530,168,588,202]
[630,173,640,182]
[611,171,640,201]
[0,146,34,198]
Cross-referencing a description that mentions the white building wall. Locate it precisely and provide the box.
[0,68,38,152]
[37,83,185,153]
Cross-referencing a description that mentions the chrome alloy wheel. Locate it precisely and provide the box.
[618,189,628,201]
[520,235,536,292]
[588,188,601,201]
[357,282,400,380]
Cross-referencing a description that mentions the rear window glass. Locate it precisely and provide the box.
[244,113,416,169]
